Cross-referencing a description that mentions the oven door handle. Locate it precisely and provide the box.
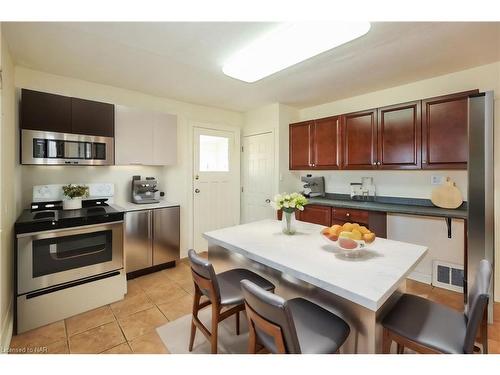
[49,244,107,260]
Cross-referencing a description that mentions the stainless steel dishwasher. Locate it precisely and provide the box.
[124,206,180,274]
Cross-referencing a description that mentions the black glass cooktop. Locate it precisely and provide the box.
[15,199,124,234]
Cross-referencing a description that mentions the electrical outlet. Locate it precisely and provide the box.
[431,175,444,185]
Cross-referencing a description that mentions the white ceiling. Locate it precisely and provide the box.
[4,22,500,112]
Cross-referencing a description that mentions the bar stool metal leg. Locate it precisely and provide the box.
[236,311,240,335]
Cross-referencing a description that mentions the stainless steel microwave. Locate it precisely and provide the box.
[21,129,114,165]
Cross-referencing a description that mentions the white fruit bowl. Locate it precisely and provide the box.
[321,233,372,257]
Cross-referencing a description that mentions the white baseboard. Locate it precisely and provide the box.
[0,297,13,354]
[407,271,432,285]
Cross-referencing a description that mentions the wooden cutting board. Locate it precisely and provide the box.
[431,177,463,209]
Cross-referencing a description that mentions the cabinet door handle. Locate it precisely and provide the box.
[148,211,153,240]
[377,161,381,166]
[194,188,200,193]
[372,162,376,166]
[265,199,271,203]
[346,212,350,217]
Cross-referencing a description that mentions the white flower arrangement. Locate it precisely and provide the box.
[270,192,308,213]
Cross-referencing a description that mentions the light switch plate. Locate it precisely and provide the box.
[431,175,444,185]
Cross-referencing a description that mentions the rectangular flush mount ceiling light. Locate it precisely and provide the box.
[222,22,371,83]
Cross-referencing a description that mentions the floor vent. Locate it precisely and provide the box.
[432,260,464,293]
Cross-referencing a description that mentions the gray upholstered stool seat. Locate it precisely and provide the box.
[286,298,350,354]
[382,259,492,354]
[382,294,466,354]
[241,279,350,354]
[216,269,275,306]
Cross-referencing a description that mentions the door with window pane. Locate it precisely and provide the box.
[193,127,238,252]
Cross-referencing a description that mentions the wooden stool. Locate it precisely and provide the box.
[187,249,275,354]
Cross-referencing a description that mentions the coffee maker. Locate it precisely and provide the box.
[131,176,159,204]
[301,175,325,198]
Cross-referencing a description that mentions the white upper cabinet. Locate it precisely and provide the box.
[152,112,177,165]
[115,105,177,166]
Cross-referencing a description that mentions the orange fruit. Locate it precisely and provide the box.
[363,233,376,244]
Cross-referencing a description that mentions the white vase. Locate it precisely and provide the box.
[63,198,82,210]
[281,211,297,235]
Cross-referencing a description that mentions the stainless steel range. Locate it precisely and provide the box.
[15,198,126,333]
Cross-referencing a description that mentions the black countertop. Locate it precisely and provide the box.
[307,193,467,219]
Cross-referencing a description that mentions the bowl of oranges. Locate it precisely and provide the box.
[321,223,376,256]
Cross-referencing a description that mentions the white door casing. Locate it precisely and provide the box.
[193,126,239,252]
[242,132,275,223]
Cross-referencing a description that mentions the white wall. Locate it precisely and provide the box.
[15,67,244,261]
[0,26,22,351]
[296,62,500,298]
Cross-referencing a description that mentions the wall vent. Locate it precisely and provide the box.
[432,260,464,293]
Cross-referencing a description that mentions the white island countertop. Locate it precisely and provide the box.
[204,219,427,311]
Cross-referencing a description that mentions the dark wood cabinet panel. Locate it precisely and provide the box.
[289,121,313,169]
[295,204,331,226]
[332,207,369,225]
[21,89,71,133]
[21,89,115,137]
[278,204,387,238]
[377,101,421,169]
[341,109,377,170]
[331,209,386,238]
[313,116,340,169]
[367,211,387,239]
[422,90,477,169]
[288,89,476,171]
[71,98,115,137]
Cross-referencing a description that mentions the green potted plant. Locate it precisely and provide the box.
[62,184,89,210]
[270,192,308,235]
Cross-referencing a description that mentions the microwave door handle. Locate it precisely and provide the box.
[49,244,106,260]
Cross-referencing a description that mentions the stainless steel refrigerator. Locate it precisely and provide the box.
[467,91,494,322]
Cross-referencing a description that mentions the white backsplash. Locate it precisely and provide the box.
[289,170,468,200]
[33,183,115,202]
[21,165,166,208]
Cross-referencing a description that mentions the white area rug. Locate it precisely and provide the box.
[156,308,250,354]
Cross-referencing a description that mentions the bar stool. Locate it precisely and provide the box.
[187,249,275,354]
[382,259,492,354]
[240,279,350,354]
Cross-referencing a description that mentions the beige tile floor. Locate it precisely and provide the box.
[9,257,197,354]
[8,259,500,354]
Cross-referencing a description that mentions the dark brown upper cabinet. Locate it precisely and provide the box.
[377,101,421,170]
[71,98,114,137]
[341,109,377,170]
[289,120,313,169]
[21,89,72,133]
[421,90,477,170]
[289,116,340,170]
[288,89,476,171]
[312,116,341,169]
[21,89,115,137]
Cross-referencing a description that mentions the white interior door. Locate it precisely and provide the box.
[193,127,239,251]
[242,132,275,223]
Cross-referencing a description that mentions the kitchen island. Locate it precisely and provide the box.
[204,219,427,353]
